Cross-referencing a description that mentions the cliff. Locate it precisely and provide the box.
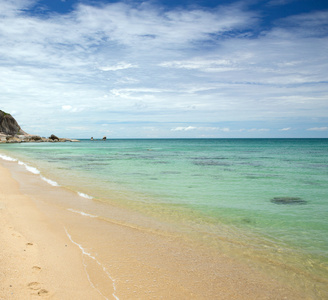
[0,110,27,136]
[0,110,79,143]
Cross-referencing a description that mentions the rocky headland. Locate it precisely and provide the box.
[0,110,79,143]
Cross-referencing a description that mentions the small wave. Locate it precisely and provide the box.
[1,155,62,190]
[78,192,94,199]
[64,227,119,300]
[40,176,59,187]
[18,161,40,174]
[67,208,97,218]
[0,154,17,162]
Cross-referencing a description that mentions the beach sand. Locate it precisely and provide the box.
[0,160,305,299]
[0,163,107,299]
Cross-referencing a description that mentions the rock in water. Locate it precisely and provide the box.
[49,134,59,140]
[0,110,27,136]
[270,197,307,205]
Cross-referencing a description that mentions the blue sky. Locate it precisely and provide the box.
[1,0,327,138]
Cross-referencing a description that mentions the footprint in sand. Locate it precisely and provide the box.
[27,282,41,290]
[11,233,22,238]
[38,289,49,296]
[26,242,34,246]
[27,282,49,297]
[32,266,41,273]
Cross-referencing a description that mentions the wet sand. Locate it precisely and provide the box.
[0,160,305,299]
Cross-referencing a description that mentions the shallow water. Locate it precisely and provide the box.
[1,138,328,297]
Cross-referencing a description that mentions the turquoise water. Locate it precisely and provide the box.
[1,138,328,293]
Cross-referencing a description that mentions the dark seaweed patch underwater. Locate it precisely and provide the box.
[270,197,307,205]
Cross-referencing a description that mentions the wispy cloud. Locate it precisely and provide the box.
[170,127,262,133]
[171,126,197,131]
[99,62,138,71]
[159,59,238,72]
[0,0,327,137]
[307,127,328,131]
[171,126,231,132]
[62,105,84,113]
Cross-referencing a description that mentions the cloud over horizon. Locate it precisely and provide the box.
[0,0,327,138]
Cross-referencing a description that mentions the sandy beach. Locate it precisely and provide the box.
[1,0,327,296]
[0,159,306,299]
[0,163,109,299]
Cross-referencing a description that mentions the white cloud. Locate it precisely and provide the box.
[116,77,140,84]
[109,88,166,101]
[67,1,256,50]
[159,59,238,72]
[0,0,327,138]
[0,0,34,17]
[307,127,328,131]
[279,127,292,131]
[171,127,231,132]
[171,126,196,131]
[99,62,138,71]
[61,105,83,113]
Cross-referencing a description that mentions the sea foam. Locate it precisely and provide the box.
[78,192,94,199]
[64,227,119,300]
[0,154,17,162]
[67,208,97,218]
[40,175,59,187]
[1,154,58,186]
[18,161,40,174]
[17,161,60,186]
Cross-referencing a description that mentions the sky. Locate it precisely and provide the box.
[0,0,327,138]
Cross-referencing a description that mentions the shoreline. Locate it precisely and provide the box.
[0,162,108,299]
[0,156,313,299]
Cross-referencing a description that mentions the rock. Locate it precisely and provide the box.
[0,133,7,142]
[16,135,28,142]
[6,136,22,143]
[103,136,107,141]
[32,135,42,141]
[0,110,27,136]
[49,134,59,140]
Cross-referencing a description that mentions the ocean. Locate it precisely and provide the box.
[1,138,327,297]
